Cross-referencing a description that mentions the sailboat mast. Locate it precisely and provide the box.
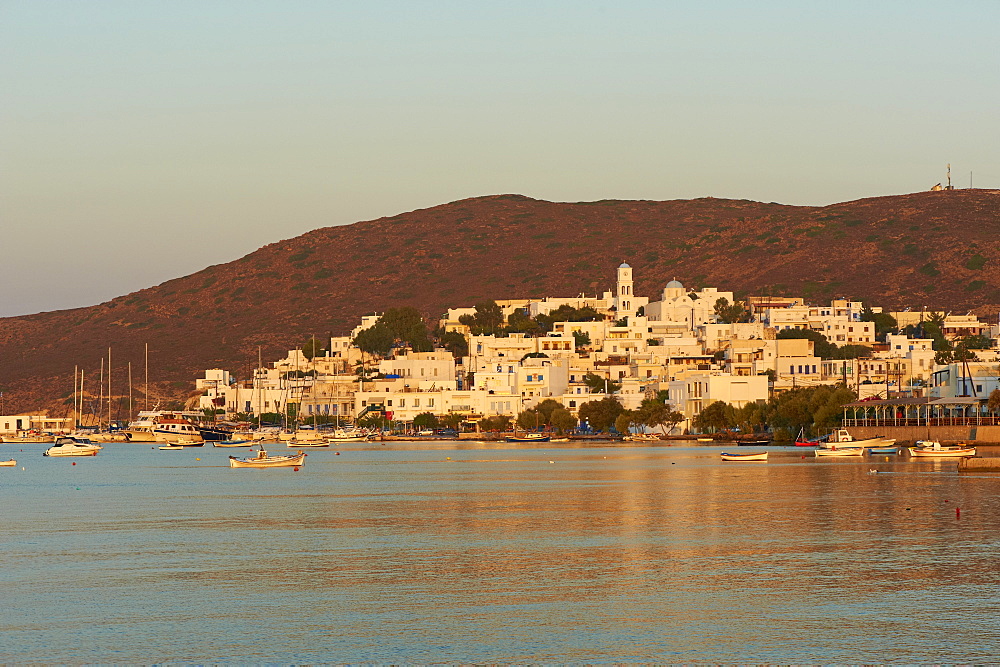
[81,369,85,428]
[108,347,112,427]
[144,343,149,413]
[74,365,79,429]
[98,357,104,430]
[128,361,133,422]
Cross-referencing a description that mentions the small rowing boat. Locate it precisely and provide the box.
[0,459,16,467]
[229,448,306,469]
[814,446,865,457]
[720,451,768,461]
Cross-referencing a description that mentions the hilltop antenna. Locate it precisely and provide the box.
[947,163,953,190]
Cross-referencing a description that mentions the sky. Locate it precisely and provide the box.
[2,1,998,317]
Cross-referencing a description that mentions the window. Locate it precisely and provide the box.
[387,400,393,407]
[569,400,576,408]
[428,399,434,407]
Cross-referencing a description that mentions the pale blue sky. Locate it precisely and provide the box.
[2,1,997,317]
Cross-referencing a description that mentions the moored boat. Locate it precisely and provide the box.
[868,446,900,454]
[721,451,768,461]
[814,446,865,457]
[506,433,550,442]
[820,428,884,449]
[908,441,976,457]
[213,439,254,447]
[43,436,103,457]
[0,459,16,466]
[1,430,54,444]
[229,448,306,468]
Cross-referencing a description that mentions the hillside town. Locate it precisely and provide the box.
[182,263,1000,436]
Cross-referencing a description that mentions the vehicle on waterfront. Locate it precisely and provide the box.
[229,448,306,468]
[721,451,768,461]
[814,446,866,457]
[908,441,976,457]
[1,430,54,444]
[43,436,103,457]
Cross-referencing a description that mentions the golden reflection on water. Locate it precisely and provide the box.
[3,443,1000,662]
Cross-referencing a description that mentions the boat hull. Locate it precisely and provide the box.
[814,447,865,457]
[229,450,307,468]
[506,436,550,443]
[721,452,768,461]
[908,446,975,457]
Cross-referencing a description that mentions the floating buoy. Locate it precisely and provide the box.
[195,458,200,461]
[76,487,80,490]
[72,462,76,466]
[956,507,961,519]
[293,466,299,471]
[549,460,554,464]
[335,452,340,455]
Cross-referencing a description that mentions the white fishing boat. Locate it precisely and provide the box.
[326,428,371,443]
[158,444,185,450]
[43,436,103,457]
[1,430,54,444]
[229,448,306,469]
[908,441,976,457]
[721,451,768,461]
[820,429,885,449]
[814,446,865,457]
[0,459,16,466]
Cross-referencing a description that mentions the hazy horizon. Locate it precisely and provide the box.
[3,1,998,317]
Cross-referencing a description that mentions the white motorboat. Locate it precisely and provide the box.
[908,441,976,457]
[44,437,103,457]
[229,448,306,468]
[0,459,16,466]
[820,429,884,449]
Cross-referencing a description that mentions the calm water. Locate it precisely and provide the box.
[3,439,1000,663]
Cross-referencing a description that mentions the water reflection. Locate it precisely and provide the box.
[2,442,999,662]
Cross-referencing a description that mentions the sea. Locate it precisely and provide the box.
[3,439,1000,663]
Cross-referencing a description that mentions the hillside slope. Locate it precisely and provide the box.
[2,189,998,413]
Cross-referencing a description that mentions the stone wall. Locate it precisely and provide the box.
[849,425,1000,444]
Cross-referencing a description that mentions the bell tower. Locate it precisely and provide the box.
[616,262,635,319]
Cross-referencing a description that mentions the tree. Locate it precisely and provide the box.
[987,389,1000,415]
[572,330,592,348]
[583,372,621,394]
[440,413,464,431]
[615,410,637,436]
[834,344,873,360]
[533,398,563,425]
[459,300,505,335]
[506,310,542,336]
[353,324,395,357]
[860,306,897,338]
[550,408,577,434]
[517,409,541,431]
[479,415,512,432]
[301,338,325,360]
[413,412,438,429]
[693,401,735,433]
[578,397,624,432]
[714,297,748,324]
[438,330,469,358]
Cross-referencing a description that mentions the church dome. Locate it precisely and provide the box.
[665,279,684,289]
[619,262,631,268]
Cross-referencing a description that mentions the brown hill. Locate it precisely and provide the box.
[2,189,999,414]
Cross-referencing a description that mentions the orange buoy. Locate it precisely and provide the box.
[956,507,961,519]
[293,467,299,471]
